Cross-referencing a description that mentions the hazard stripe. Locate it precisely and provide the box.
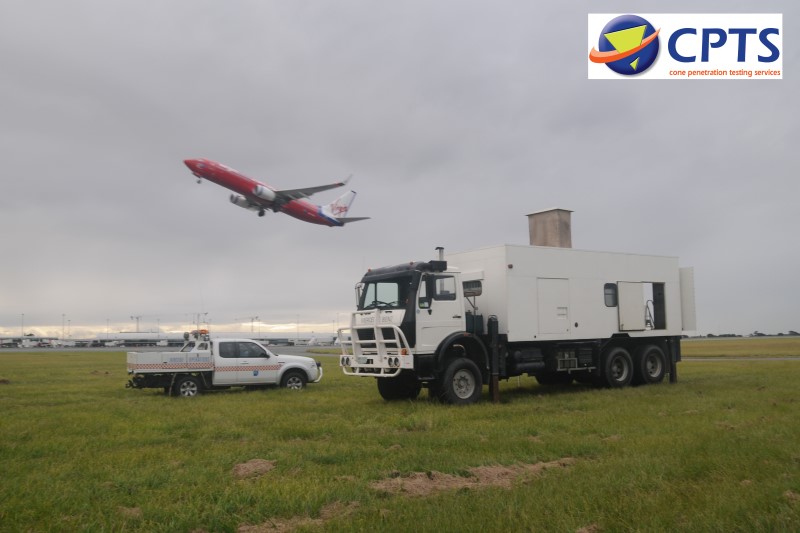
[214,365,283,372]
[128,363,213,370]
[128,364,283,372]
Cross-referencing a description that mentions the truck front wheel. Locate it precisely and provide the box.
[439,358,483,405]
[603,347,633,388]
[377,370,421,400]
[174,376,202,397]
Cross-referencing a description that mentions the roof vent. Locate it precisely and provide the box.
[527,208,572,248]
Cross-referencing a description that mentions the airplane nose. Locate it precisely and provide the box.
[184,159,196,169]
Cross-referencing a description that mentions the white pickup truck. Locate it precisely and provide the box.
[126,331,322,397]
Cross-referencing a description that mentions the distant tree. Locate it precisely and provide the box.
[789,330,800,336]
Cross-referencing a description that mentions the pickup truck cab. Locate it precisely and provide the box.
[126,332,322,397]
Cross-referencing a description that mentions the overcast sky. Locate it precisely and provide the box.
[1,1,797,339]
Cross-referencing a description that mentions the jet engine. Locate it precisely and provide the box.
[230,194,256,210]
[252,184,276,202]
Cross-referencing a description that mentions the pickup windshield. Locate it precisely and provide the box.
[358,277,411,310]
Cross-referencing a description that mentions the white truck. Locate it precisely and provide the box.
[127,331,323,397]
[339,244,695,404]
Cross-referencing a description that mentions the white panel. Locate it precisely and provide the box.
[679,267,697,332]
[447,244,687,340]
[537,278,570,334]
[506,275,537,341]
[618,282,645,331]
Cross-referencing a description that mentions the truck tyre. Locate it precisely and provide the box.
[602,347,633,388]
[175,376,202,397]
[377,370,421,401]
[439,358,483,405]
[281,370,307,390]
[633,345,666,385]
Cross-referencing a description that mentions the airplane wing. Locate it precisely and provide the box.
[336,217,370,225]
[273,178,348,201]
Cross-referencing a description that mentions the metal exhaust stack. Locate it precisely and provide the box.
[527,208,573,248]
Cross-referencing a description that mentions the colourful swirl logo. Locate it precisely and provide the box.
[589,15,660,75]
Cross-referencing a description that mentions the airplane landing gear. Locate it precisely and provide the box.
[258,209,266,217]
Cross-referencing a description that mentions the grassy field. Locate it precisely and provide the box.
[1,339,799,532]
[681,336,800,358]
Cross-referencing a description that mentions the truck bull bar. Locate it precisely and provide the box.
[339,310,414,377]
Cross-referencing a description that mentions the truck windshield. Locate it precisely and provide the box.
[359,278,410,310]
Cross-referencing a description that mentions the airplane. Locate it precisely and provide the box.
[184,158,370,227]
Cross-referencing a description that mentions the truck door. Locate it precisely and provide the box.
[415,273,464,353]
[618,282,646,331]
[235,341,279,384]
[537,278,570,335]
[214,341,240,385]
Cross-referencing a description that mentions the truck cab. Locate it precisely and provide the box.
[340,259,489,403]
[351,259,465,353]
[343,260,465,361]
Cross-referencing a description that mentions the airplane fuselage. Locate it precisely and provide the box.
[184,158,349,227]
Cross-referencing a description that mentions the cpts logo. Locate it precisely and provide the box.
[589,15,661,75]
[588,13,783,80]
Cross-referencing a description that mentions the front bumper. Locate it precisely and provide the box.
[338,316,414,377]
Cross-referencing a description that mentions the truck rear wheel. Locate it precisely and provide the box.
[174,376,202,397]
[633,345,666,385]
[603,347,633,388]
[439,358,482,405]
[377,370,421,400]
[281,370,307,390]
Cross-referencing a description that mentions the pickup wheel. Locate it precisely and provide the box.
[603,347,633,388]
[281,370,307,390]
[174,376,202,397]
[439,358,483,405]
[377,370,421,401]
[633,345,666,385]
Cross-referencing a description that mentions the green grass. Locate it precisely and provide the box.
[682,336,800,357]
[1,345,799,532]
